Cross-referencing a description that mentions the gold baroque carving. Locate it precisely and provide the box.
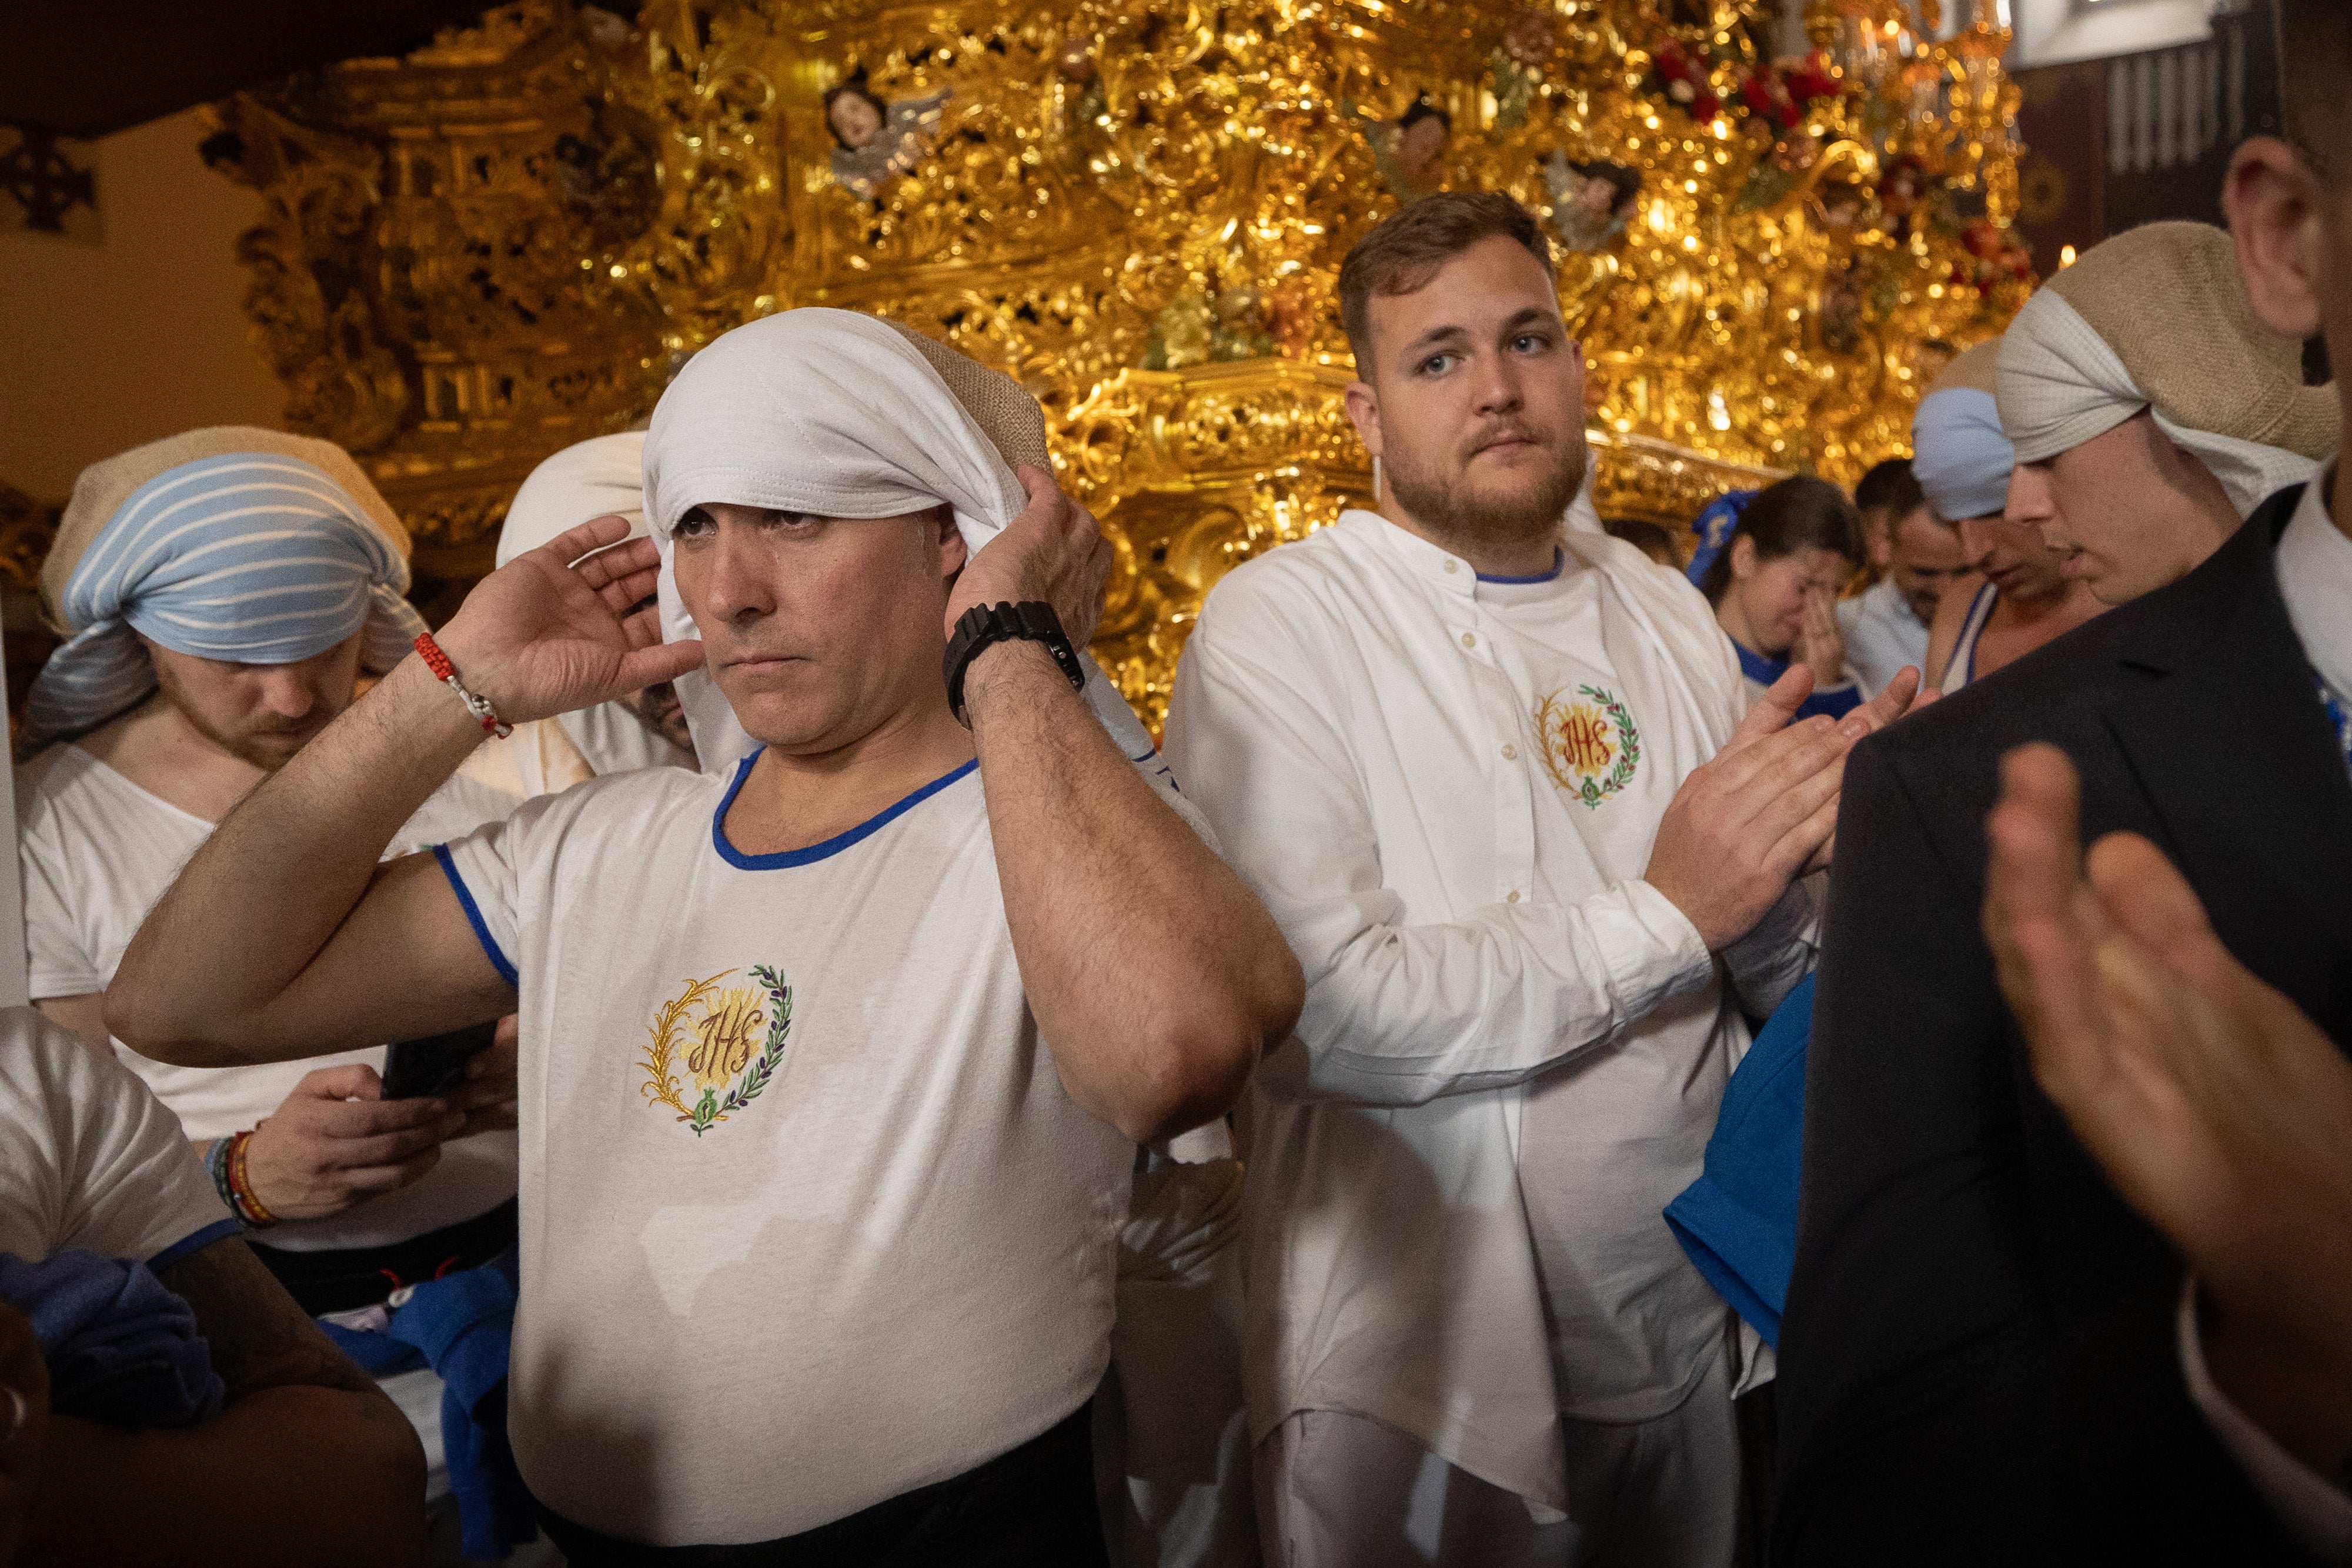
[181,0,2026,720]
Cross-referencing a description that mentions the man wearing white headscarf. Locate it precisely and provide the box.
[105,312,1304,1565]
[1910,340,2104,691]
[493,431,697,778]
[1996,220,2338,606]
[14,427,530,1553]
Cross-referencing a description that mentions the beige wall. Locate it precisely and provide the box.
[0,110,285,502]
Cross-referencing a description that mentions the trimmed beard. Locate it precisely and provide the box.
[1384,425,1588,555]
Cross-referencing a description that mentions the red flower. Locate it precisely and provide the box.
[1785,51,1841,103]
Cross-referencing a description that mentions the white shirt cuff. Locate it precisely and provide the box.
[1592,878,1716,1021]
[2177,1276,2352,1563]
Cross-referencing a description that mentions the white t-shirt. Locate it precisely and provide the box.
[1477,566,1737,1419]
[0,1005,234,1269]
[436,756,1139,1546]
[16,743,523,1253]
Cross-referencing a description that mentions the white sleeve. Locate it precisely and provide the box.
[1164,616,1713,1109]
[16,797,102,1001]
[2178,1278,2352,1563]
[434,816,523,988]
[21,1013,234,1263]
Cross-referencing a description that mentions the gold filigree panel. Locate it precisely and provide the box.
[189,0,2023,703]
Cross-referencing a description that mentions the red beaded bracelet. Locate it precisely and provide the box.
[414,631,512,738]
[227,1128,279,1228]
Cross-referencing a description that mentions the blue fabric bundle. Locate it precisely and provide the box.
[0,1249,225,1427]
[320,1261,534,1561]
[1685,487,1757,590]
[1665,974,1815,1349]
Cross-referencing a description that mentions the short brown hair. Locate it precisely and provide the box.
[1339,192,1555,373]
[2276,0,2351,183]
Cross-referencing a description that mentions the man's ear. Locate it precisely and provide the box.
[933,504,968,579]
[1342,379,1385,463]
[2224,136,2326,341]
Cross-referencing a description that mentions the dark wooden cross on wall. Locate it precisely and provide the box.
[0,126,95,234]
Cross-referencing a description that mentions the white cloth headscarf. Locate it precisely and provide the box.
[489,430,692,780]
[643,307,1160,774]
[1997,289,2322,517]
[1996,221,2337,518]
[495,432,649,565]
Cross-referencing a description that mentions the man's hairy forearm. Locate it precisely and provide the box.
[108,657,483,1060]
[965,641,1302,1141]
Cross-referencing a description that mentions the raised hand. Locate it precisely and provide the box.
[243,1063,466,1221]
[945,466,1113,648]
[435,515,706,726]
[1984,743,2352,1475]
[1649,665,1926,947]
[1798,583,1848,692]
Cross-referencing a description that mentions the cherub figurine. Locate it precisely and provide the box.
[1543,154,1640,252]
[825,71,953,201]
[1365,99,1451,200]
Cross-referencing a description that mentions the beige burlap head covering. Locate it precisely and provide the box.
[641,306,1154,774]
[1931,339,2002,398]
[27,427,422,747]
[1996,222,2338,515]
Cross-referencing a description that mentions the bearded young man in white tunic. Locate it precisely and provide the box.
[1161,193,1919,1568]
[105,312,1302,1565]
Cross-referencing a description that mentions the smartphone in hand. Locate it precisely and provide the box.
[382,1020,498,1100]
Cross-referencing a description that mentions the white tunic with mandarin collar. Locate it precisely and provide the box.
[1164,507,1815,1519]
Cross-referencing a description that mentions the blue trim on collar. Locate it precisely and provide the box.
[1732,639,1787,687]
[148,1218,242,1273]
[1476,547,1565,585]
[434,844,517,988]
[712,751,978,870]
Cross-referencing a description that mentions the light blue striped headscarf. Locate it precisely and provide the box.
[28,445,425,746]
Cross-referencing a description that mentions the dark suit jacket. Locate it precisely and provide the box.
[1774,486,2352,1565]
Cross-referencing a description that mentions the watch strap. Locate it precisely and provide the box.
[943,601,1085,724]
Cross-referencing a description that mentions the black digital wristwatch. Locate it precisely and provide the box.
[943,601,1086,725]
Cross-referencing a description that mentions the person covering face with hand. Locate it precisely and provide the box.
[105,310,1301,1566]
[1162,192,1918,1568]
[1701,476,1872,718]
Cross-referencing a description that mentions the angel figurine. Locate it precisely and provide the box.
[1364,99,1451,200]
[825,71,953,201]
[1543,154,1640,253]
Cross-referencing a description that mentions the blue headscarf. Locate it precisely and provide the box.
[29,440,425,747]
[1685,487,1756,589]
[1910,386,2014,523]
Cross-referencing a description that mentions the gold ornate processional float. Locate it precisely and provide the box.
[193,0,2030,729]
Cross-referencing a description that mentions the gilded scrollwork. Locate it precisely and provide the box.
[175,0,2024,724]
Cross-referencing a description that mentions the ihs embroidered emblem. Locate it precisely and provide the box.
[1534,686,1642,808]
[639,966,793,1136]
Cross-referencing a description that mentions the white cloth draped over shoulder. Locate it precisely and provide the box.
[640,307,1164,775]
